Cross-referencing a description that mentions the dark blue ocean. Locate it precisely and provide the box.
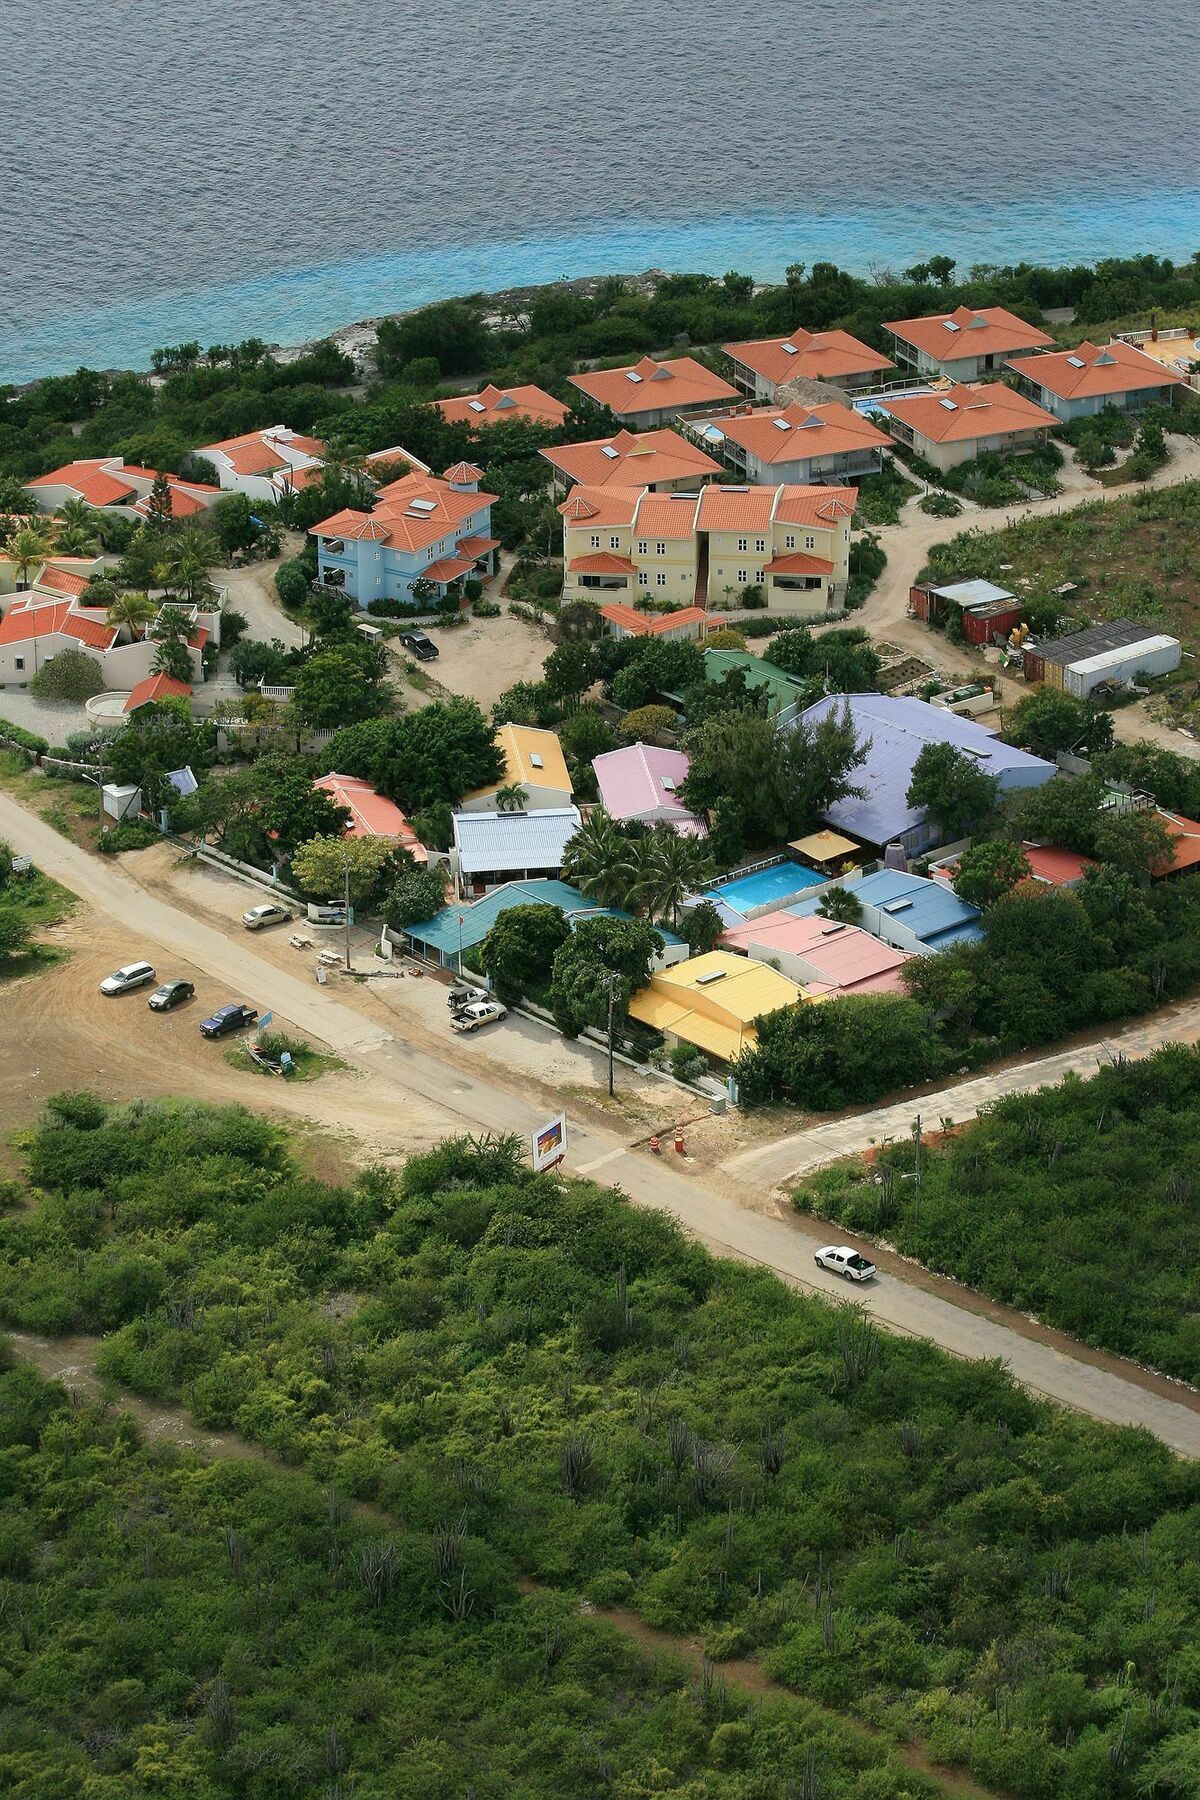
[4,0,1199,383]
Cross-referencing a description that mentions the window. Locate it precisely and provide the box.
[637,541,648,555]
[755,538,766,553]
[737,569,748,584]
[655,541,666,555]
[374,551,382,561]
[590,534,601,549]
[610,535,621,550]
[784,534,795,549]
[14,656,24,672]
[656,572,667,587]
[805,535,815,550]
[737,537,748,552]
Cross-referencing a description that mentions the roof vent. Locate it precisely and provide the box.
[719,485,749,492]
[966,315,987,329]
[467,399,487,412]
[797,417,825,429]
[1066,355,1085,368]
[600,445,620,459]
[963,745,992,759]
[650,366,673,381]
[882,898,914,914]
[819,922,846,935]
[529,753,544,769]
[943,320,961,333]
[781,342,799,355]
[938,398,959,411]
[1096,351,1116,365]
[625,371,644,384]
[695,968,727,985]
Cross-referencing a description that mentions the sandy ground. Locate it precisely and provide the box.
[423,606,551,711]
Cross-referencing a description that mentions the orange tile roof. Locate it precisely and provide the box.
[133,483,209,520]
[879,382,1057,444]
[630,491,703,538]
[274,463,324,492]
[1155,810,1200,876]
[542,427,720,490]
[437,383,569,428]
[26,460,136,506]
[1013,340,1188,400]
[423,555,475,583]
[0,600,117,650]
[34,566,91,599]
[314,772,427,859]
[570,552,639,575]
[1020,843,1096,885]
[569,356,738,417]
[699,402,891,465]
[443,461,484,483]
[885,305,1053,361]
[310,471,496,555]
[723,330,894,386]
[125,674,192,712]
[772,485,857,527]
[456,535,499,557]
[599,602,708,636]
[201,431,290,474]
[762,551,835,576]
[557,484,643,529]
[287,434,326,458]
[694,485,777,532]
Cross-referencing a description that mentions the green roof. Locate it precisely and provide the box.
[701,649,806,713]
[404,878,683,958]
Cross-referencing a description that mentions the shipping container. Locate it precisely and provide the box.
[1063,635,1181,697]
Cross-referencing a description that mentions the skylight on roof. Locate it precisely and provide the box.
[496,394,516,407]
[600,445,620,459]
[963,745,991,759]
[943,320,961,333]
[650,367,672,380]
[529,753,544,769]
[467,399,486,412]
[1066,355,1085,368]
[938,398,959,410]
[781,342,798,355]
[819,922,846,935]
[407,498,438,513]
[719,485,749,492]
[797,417,825,429]
[1096,351,1116,365]
[966,316,987,329]
[625,371,643,384]
[882,899,914,914]
[695,969,727,985]
[660,776,676,792]
[772,419,792,432]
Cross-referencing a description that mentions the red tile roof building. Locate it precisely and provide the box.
[313,773,428,860]
[24,458,220,516]
[723,330,894,399]
[875,381,1057,471]
[568,356,738,426]
[124,674,193,712]
[309,469,498,607]
[885,305,1053,380]
[687,401,891,486]
[1007,339,1187,420]
[541,428,721,493]
[436,383,569,430]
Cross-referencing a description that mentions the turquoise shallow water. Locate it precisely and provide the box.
[4,0,1198,382]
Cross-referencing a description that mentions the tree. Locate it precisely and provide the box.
[1006,688,1114,758]
[683,899,725,956]
[5,521,54,586]
[210,493,263,559]
[411,801,454,853]
[293,646,389,729]
[561,809,638,908]
[0,905,32,961]
[480,903,572,1001]
[53,521,101,558]
[160,527,218,604]
[107,703,213,811]
[291,834,404,907]
[681,705,866,850]
[610,639,704,711]
[275,558,313,610]
[557,706,617,766]
[151,640,193,683]
[371,701,503,810]
[632,826,715,926]
[951,839,1031,909]
[735,993,949,1109]
[144,472,175,531]
[766,626,881,693]
[816,885,863,925]
[107,590,157,639]
[548,915,662,1038]
[384,866,446,929]
[494,783,528,813]
[28,646,106,702]
[1093,808,1175,880]
[230,638,294,689]
[543,641,596,704]
[619,705,676,747]
[555,599,604,643]
[906,742,1000,839]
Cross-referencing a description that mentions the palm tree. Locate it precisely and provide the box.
[5,520,54,588]
[633,827,715,926]
[163,528,217,604]
[57,497,99,532]
[495,783,528,813]
[151,640,193,683]
[816,885,863,925]
[107,589,158,639]
[153,607,194,647]
[53,520,101,558]
[561,808,638,909]
[320,438,372,507]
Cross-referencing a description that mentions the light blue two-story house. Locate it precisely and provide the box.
[310,462,499,608]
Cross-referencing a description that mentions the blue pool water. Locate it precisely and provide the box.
[706,864,826,915]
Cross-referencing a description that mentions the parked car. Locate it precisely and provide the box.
[450,1000,507,1033]
[400,630,438,661]
[448,983,489,1012]
[200,1003,259,1040]
[242,902,292,931]
[813,1245,877,1283]
[99,961,156,996]
[148,979,195,1012]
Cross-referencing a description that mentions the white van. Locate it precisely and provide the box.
[306,902,354,926]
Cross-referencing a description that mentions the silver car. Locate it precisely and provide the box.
[100,960,157,996]
[814,1245,877,1283]
[242,902,292,931]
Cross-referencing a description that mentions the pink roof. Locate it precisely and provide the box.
[593,743,706,835]
[313,772,427,861]
[720,910,910,995]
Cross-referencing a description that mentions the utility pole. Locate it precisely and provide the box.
[911,1112,922,1220]
[343,854,352,974]
[605,972,619,1098]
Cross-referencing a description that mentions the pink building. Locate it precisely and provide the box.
[719,909,910,996]
[593,743,706,836]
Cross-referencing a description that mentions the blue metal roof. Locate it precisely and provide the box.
[406,878,682,957]
[789,869,983,948]
[452,807,582,876]
[797,694,1054,845]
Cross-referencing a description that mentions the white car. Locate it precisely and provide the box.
[450,1000,507,1033]
[242,902,292,931]
[100,960,157,996]
[814,1245,877,1283]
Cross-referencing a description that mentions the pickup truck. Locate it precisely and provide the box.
[200,1003,260,1040]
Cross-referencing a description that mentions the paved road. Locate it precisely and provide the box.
[6,789,1200,1457]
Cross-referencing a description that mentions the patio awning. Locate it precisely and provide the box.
[789,829,860,863]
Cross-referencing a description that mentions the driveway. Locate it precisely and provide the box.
[4,784,1200,1457]
[0,690,94,744]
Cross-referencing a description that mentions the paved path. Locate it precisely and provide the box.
[725,1002,1200,1188]
[6,789,1200,1457]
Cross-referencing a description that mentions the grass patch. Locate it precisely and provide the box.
[852,461,919,525]
[0,868,77,981]
[224,1028,346,1083]
[0,750,100,846]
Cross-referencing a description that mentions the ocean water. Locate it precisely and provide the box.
[4,0,1198,383]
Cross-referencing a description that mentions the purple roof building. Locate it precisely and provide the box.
[593,743,708,837]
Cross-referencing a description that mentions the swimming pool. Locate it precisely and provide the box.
[706,862,826,915]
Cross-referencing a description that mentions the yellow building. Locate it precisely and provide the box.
[458,723,574,813]
[627,951,804,1062]
[559,482,854,615]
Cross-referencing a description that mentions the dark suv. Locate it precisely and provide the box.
[200,1003,259,1039]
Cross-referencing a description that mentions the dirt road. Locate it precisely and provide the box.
[6,790,1200,1455]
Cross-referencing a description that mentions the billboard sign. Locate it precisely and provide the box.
[531,1112,567,1173]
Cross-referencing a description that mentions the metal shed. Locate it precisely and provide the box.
[1063,635,1181,697]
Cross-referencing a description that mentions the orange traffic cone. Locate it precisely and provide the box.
[649,1134,661,1155]
[674,1127,685,1155]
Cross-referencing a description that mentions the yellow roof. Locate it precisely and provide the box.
[789,829,859,862]
[462,723,573,803]
[628,951,803,1059]
[627,988,756,1061]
